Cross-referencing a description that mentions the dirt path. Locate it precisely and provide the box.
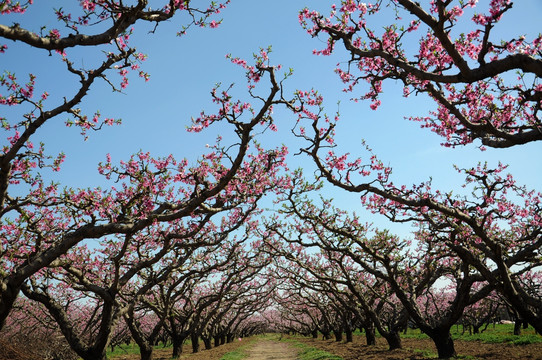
[244,339,299,360]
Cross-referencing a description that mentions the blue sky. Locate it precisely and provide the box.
[1,0,541,237]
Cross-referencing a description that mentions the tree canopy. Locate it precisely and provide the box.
[0,1,540,359]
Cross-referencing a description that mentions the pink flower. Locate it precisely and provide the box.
[369,100,381,110]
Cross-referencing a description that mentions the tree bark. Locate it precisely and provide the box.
[123,313,156,360]
[139,346,154,360]
[0,282,20,331]
[345,328,353,343]
[202,335,212,350]
[333,329,343,342]
[171,336,184,359]
[514,320,522,335]
[427,330,456,359]
[383,331,402,350]
[364,323,376,346]
[191,334,199,353]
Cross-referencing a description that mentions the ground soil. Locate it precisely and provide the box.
[107,334,542,360]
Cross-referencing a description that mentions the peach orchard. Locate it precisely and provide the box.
[0,1,540,360]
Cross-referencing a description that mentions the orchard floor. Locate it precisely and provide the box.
[111,340,251,360]
[291,335,542,360]
[109,334,542,360]
[244,339,299,359]
[112,337,299,360]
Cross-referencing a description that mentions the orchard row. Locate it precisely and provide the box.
[0,1,540,360]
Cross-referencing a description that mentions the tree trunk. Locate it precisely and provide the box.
[220,334,226,345]
[191,334,199,353]
[514,320,522,335]
[345,328,353,343]
[123,310,159,360]
[202,335,212,350]
[365,323,376,346]
[79,348,108,360]
[311,329,318,339]
[343,319,353,343]
[171,336,185,359]
[214,335,220,347]
[383,331,402,350]
[428,330,456,359]
[333,329,343,342]
[0,279,22,331]
[139,346,153,360]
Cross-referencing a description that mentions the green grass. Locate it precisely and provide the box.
[281,336,343,360]
[220,348,247,360]
[107,342,175,358]
[109,325,542,360]
[107,343,142,357]
[219,336,261,360]
[412,348,438,358]
[296,345,343,360]
[412,348,478,360]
